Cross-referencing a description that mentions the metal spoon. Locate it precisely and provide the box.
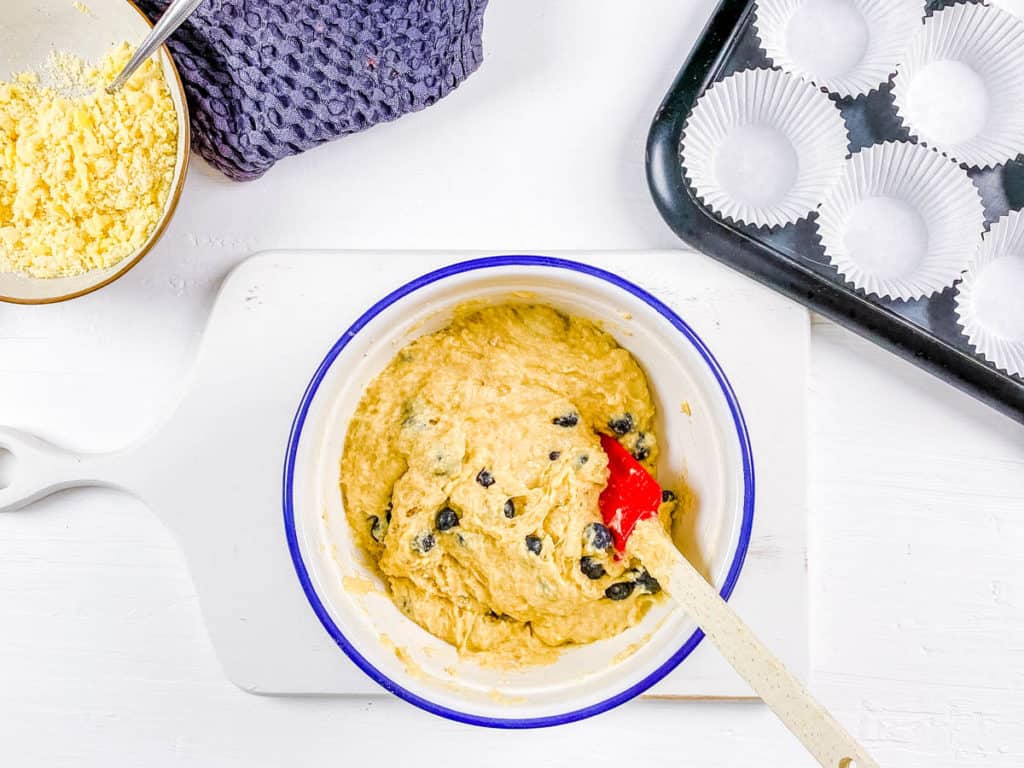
[105,0,205,93]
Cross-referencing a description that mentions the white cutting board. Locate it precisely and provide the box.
[0,250,809,698]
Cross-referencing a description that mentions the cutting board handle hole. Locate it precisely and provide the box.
[839,759,857,768]
[0,447,14,490]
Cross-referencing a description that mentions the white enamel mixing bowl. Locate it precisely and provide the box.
[283,255,755,727]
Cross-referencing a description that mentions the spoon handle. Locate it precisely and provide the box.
[106,0,206,93]
[630,521,879,768]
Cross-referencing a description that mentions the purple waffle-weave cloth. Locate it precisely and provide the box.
[135,0,488,181]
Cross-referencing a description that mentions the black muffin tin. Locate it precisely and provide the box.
[645,0,1024,424]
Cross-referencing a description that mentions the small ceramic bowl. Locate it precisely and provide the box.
[283,255,755,727]
[0,0,189,304]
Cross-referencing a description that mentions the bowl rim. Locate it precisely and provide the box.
[282,254,755,728]
[0,0,191,305]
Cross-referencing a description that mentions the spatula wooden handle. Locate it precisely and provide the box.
[630,521,878,768]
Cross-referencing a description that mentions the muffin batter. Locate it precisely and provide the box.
[340,304,674,665]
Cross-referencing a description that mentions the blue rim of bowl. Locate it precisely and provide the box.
[283,254,755,729]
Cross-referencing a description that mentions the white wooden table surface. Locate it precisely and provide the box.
[2,1,1022,765]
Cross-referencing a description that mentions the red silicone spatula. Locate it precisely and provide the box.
[598,434,877,768]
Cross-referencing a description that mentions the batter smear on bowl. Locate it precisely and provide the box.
[340,304,677,665]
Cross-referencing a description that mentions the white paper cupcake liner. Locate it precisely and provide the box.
[817,141,984,300]
[753,0,922,98]
[955,210,1024,378]
[681,67,848,229]
[990,0,1024,22]
[892,2,1024,169]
